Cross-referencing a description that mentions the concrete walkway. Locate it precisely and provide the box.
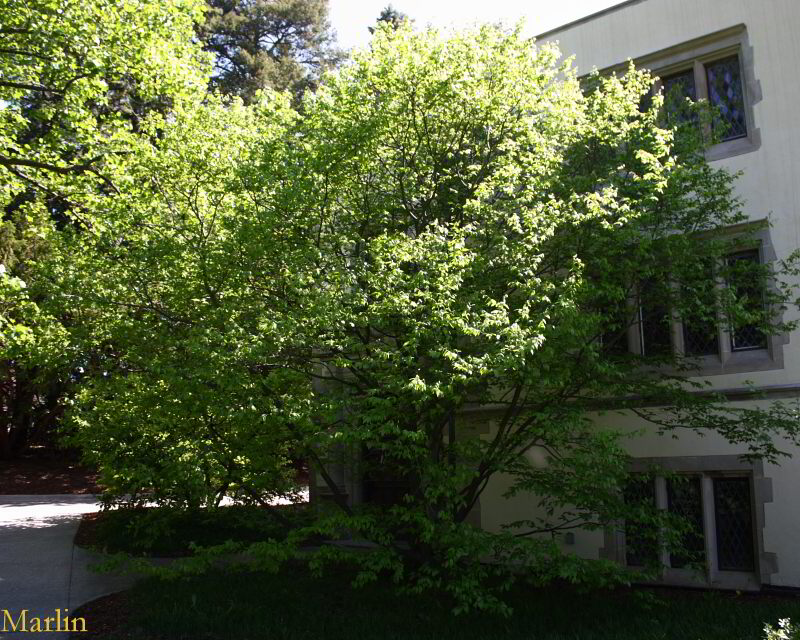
[0,495,136,639]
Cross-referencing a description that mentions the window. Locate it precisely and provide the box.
[727,249,768,351]
[661,68,697,126]
[667,476,705,569]
[681,258,720,357]
[603,456,776,589]
[615,25,761,161]
[713,477,756,572]
[662,69,696,103]
[623,475,658,567]
[705,56,748,141]
[613,234,784,375]
[621,469,761,587]
[655,53,748,144]
[638,279,672,358]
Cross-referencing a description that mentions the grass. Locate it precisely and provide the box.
[76,504,311,556]
[85,565,800,640]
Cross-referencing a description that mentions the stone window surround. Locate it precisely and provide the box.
[599,24,762,162]
[626,220,788,377]
[601,454,777,590]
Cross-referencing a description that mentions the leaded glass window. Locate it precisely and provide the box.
[713,477,756,572]
[662,69,697,125]
[682,259,720,357]
[667,476,706,568]
[705,56,748,141]
[663,69,697,101]
[639,280,672,357]
[727,249,767,351]
[624,475,659,567]
[683,315,720,356]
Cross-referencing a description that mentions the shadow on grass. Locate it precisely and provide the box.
[74,564,800,640]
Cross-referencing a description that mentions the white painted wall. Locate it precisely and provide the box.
[481,401,800,587]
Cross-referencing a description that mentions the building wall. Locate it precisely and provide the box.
[480,402,800,588]
[538,2,800,394]
[479,0,800,589]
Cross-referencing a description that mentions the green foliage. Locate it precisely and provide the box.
[255,24,796,611]
[58,93,312,507]
[0,267,62,358]
[81,505,310,556]
[27,15,800,614]
[766,619,800,640]
[0,256,71,456]
[0,0,211,214]
[0,0,213,457]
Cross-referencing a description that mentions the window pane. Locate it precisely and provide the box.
[662,69,697,125]
[713,477,755,572]
[639,280,672,357]
[602,303,631,355]
[683,316,720,356]
[663,69,697,101]
[705,56,748,141]
[727,249,767,351]
[682,259,720,357]
[667,476,706,568]
[624,475,659,567]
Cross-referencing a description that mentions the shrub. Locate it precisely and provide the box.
[765,619,800,640]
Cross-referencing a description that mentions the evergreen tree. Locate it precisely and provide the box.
[369,4,412,34]
[200,0,343,103]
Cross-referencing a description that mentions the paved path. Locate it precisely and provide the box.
[0,495,136,639]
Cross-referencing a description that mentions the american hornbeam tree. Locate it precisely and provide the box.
[249,24,799,611]
[52,22,800,612]
[0,0,212,457]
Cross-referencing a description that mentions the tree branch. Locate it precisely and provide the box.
[0,48,52,60]
[0,154,104,175]
[0,80,63,94]
[306,446,354,516]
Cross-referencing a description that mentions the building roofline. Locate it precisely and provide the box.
[535,0,649,40]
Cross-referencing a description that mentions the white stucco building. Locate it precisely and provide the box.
[478,0,800,591]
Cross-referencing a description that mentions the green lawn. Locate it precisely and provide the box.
[106,566,800,640]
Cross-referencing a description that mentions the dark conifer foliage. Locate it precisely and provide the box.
[200,0,343,102]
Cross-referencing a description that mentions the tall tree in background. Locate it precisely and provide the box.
[368,4,412,34]
[200,0,342,103]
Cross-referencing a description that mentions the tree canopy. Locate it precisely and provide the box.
[55,93,308,507]
[0,0,213,457]
[5,9,800,612]
[258,24,799,611]
[0,0,211,215]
